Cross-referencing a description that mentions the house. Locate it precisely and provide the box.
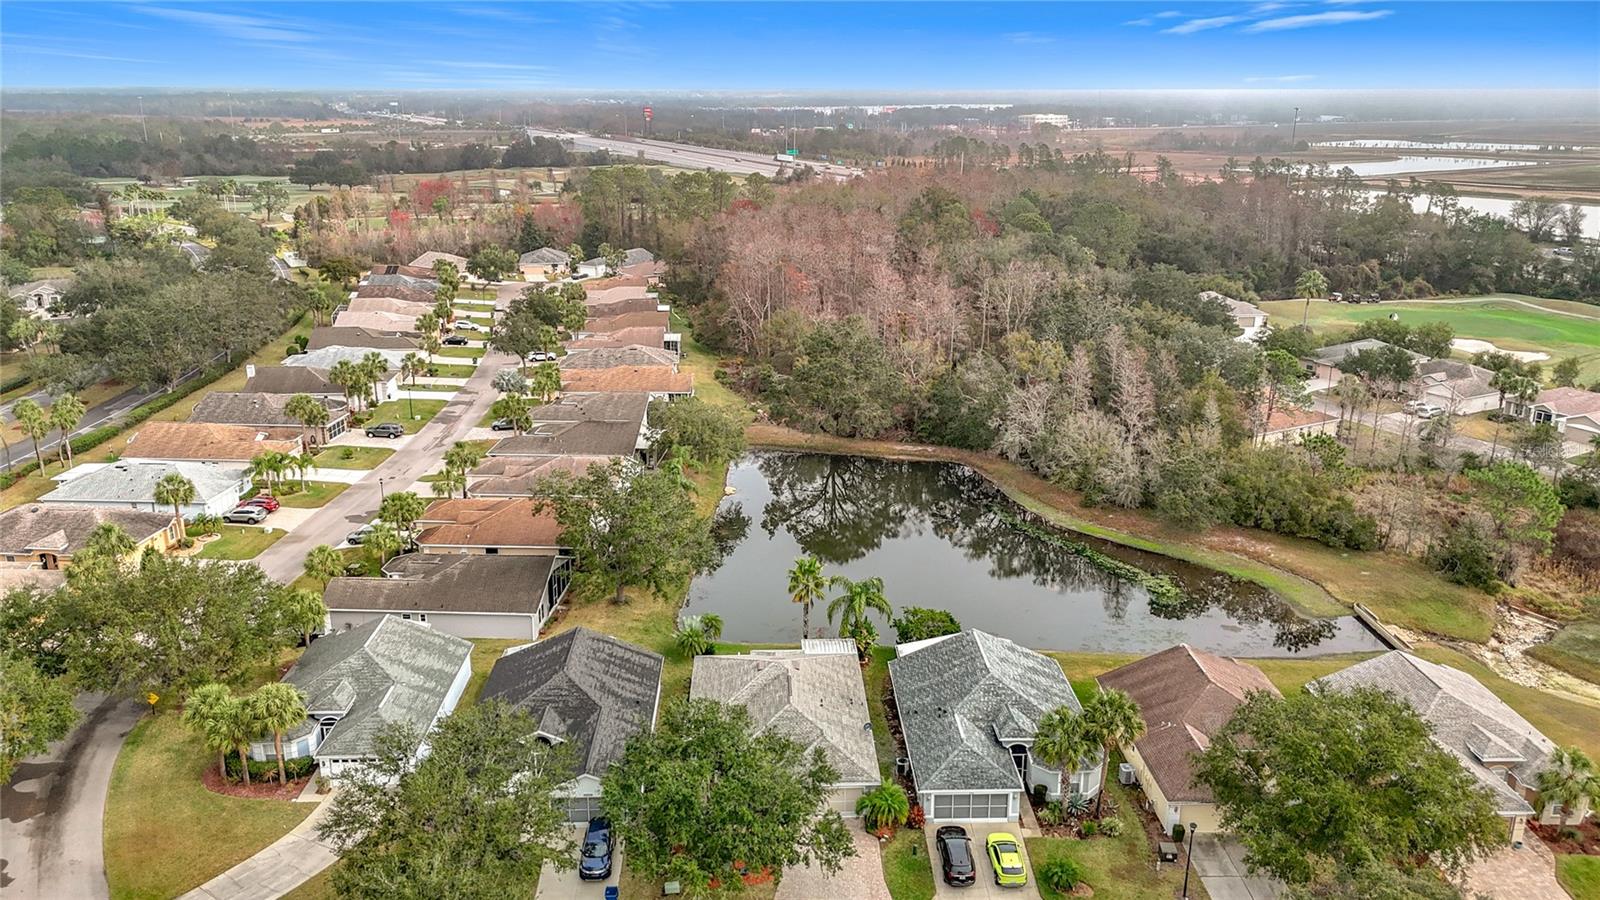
[575,247,655,280]
[890,631,1102,822]
[243,364,343,398]
[353,283,436,306]
[347,296,434,317]
[1260,406,1337,445]
[1304,339,1427,383]
[281,349,403,402]
[415,498,569,555]
[1200,291,1269,343]
[691,643,881,817]
[480,627,664,821]
[124,421,302,463]
[305,327,418,351]
[409,251,469,271]
[518,247,570,281]
[1411,359,1502,415]
[1095,645,1281,834]
[560,366,693,400]
[559,346,680,370]
[466,455,615,498]
[8,279,69,318]
[585,296,667,318]
[333,309,422,334]
[1506,387,1600,444]
[247,616,472,783]
[0,504,180,570]
[577,310,680,355]
[40,460,250,520]
[324,553,571,641]
[566,327,673,353]
[487,393,653,460]
[190,392,352,444]
[1311,651,1577,844]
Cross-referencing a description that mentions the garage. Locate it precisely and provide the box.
[929,792,1013,822]
[561,794,603,823]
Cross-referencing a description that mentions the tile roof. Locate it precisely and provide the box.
[325,554,557,616]
[305,327,418,351]
[190,392,348,428]
[481,627,663,778]
[415,498,566,549]
[1536,387,1600,417]
[1096,645,1280,804]
[559,346,679,370]
[125,421,300,462]
[1311,651,1555,816]
[40,460,248,505]
[285,616,472,759]
[467,455,616,497]
[0,504,175,557]
[566,327,668,350]
[692,650,880,785]
[890,631,1081,793]
[560,366,692,396]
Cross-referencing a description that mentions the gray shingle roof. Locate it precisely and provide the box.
[305,327,418,351]
[286,616,472,759]
[190,392,348,427]
[1311,651,1554,815]
[323,554,557,615]
[558,346,679,370]
[692,650,880,786]
[519,247,570,266]
[480,627,663,778]
[486,393,649,459]
[0,504,175,557]
[362,273,438,291]
[243,366,338,395]
[40,461,247,506]
[282,347,407,373]
[890,631,1080,793]
[1311,339,1427,366]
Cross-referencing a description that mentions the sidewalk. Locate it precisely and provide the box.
[177,796,338,900]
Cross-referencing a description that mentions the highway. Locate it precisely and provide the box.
[527,128,863,179]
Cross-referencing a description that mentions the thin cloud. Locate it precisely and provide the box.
[2,45,156,64]
[1154,10,1187,17]
[1246,9,1391,31]
[449,6,552,25]
[1164,15,1249,34]
[137,8,317,43]
[1004,31,1056,44]
[1251,2,1297,12]
[1244,74,1317,82]
[1124,18,1153,26]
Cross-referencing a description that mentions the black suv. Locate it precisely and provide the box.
[936,825,976,886]
[579,817,613,881]
[364,423,404,439]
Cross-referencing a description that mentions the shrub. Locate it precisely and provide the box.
[1064,792,1091,818]
[224,753,314,783]
[1081,820,1098,837]
[1427,519,1501,591]
[1036,803,1062,827]
[856,781,911,832]
[891,606,963,644]
[906,804,925,829]
[1098,816,1123,837]
[340,447,356,460]
[1038,858,1083,893]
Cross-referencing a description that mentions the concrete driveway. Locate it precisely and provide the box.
[776,827,891,899]
[1,693,144,900]
[924,823,1041,899]
[533,825,619,899]
[1189,835,1282,900]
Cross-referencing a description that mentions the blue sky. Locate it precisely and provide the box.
[1,2,1595,91]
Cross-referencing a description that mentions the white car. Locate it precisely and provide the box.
[1414,403,1446,420]
[526,351,555,362]
[454,320,487,332]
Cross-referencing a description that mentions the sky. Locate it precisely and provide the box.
[1,1,1597,92]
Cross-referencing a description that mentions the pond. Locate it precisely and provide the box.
[684,452,1386,657]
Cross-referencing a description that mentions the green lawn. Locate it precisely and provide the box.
[313,445,394,469]
[453,299,497,309]
[363,398,447,432]
[193,525,287,560]
[272,481,348,509]
[403,382,460,392]
[1558,853,1600,900]
[1028,776,1207,900]
[280,866,336,900]
[434,346,483,359]
[463,638,526,706]
[426,363,477,379]
[881,828,936,900]
[1528,622,1600,687]
[105,709,312,899]
[1413,645,1600,758]
[864,648,898,780]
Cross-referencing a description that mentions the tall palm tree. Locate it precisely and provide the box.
[182,684,241,780]
[295,450,316,491]
[223,695,260,786]
[303,544,344,586]
[787,556,827,640]
[12,398,50,472]
[284,393,328,451]
[365,521,403,564]
[1032,706,1098,801]
[248,684,309,784]
[153,472,196,526]
[329,359,362,412]
[826,575,891,655]
[530,362,561,403]
[1537,746,1600,824]
[431,468,467,499]
[361,352,388,408]
[47,394,85,468]
[1081,688,1146,817]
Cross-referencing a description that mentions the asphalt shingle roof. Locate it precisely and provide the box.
[325,554,556,615]
[519,247,570,266]
[467,455,616,497]
[0,504,175,557]
[487,393,649,458]
[559,346,679,370]
[415,498,566,549]
[305,327,418,351]
[124,422,299,462]
[190,392,348,428]
[40,461,247,506]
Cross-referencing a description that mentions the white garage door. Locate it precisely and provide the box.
[563,795,604,823]
[930,792,1011,821]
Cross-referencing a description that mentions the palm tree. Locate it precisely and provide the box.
[248,684,309,785]
[12,398,50,472]
[491,394,531,436]
[1294,268,1329,327]
[361,352,388,409]
[787,556,827,640]
[1537,746,1600,824]
[826,575,891,648]
[224,695,260,786]
[1032,706,1098,802]
[284,393,328,451]
[673,613,725,657]
[295,450,317,491]
[431,468,467,499]
[303,544,344,586]
[1081,689,1145,818]
[365,521,403,564]
[421,330,442,364]
[183,684,241,780]
[153,472,196,526]
[400,352,427,420]
[329,359,363,412]
[247,451,282,494]
[530,362,561,403]
[855,781,911,834]
[47,394,85,468]
[565,243,584,274]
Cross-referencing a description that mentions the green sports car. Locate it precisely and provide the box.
[986,832,1028,887]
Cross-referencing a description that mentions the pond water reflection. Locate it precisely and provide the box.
[685,453,1385,657]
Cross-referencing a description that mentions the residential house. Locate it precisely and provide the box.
[281,349,404,402]
[487,393,653,460]
[1096,645,1281,834]
[40,460,250,520]
[578,310,679,355]
[123,421,302,463]
[324,553,571,641]
[575,247,656,280]
[1311,651,1577,844]
[1506,387,1600,444]
[0,504,180,570]
[409,251,469,271]
[691,643,881,817]
[890,630,1102,822]
[305,327,417,351]
[585,296,667,318]
[1304,339,1428,384]
[190,392,352,443]
[414,498,570,555]
[466,455,615,498]
[247,615,472,783]
[243,364,343,398]
[333,309,422,334]
[347,296,434,317]
[1411,359,1502,415]
[560,366,693,400]
[1200,291,1269,343]
[480,627,664,821]
[8,279,69,318]
[518,247,570,281]
[1260,407,1337,445]
[566,327,672,353]
[363,266,438,287]
[559,346,680,370]
[353,283,437,306]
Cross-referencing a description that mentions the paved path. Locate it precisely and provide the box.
[0,694,144,900]
[176,799,337,900]
[779,828,892,899]
[1190,835,1282,900]
[253,348,510,583]
[1456,838,1566,900]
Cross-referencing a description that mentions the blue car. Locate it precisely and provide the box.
[579,817,613,881]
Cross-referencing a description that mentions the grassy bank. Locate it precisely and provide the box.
[1413,645,1600,758]
[1528,623,1600,687]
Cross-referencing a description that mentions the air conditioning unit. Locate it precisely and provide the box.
[1118,763,1136,786]
[895,757,912,777]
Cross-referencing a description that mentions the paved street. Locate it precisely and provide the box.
[1,384,159,473]
[253,347,510,583]
[1190,835,1282,900]
[0,693,144,900]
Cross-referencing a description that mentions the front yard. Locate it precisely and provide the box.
[313,445,394,469]
[424,362,477,379]
[361,398,447,433]
[1026,778,1205,900]
[268,480,348,509]
[1557,853,1600,900]
[192,525,287,560]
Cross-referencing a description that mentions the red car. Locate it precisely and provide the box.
[242,495,280,512]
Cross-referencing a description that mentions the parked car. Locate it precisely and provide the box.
[490,418,517,431]
[936,825,976,886]
[526,350,555,362]
[454,320,486,332]
[345,523,376,545]
[442,334,470,346]
[985,833,1027,888]
[365,423,405,439]
[578,817,613,881]
[1414,403,1446,420]
[242,495,280,512]
[223,505,269,525]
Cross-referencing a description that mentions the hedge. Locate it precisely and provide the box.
[224,753,316,783]
[1,372,32,395]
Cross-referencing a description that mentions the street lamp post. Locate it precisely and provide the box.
[378,477,387,501]
[1181,822,1198,900]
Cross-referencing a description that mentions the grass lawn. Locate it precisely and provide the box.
[463,638,526,706]
[453,299,497,309]
[434,346,483,359]
[403,382,460,392]
[1413,644,1600,758]
[105,709,311,899]
[427,363,478,379]
[864,648,898,779]
[673,309,746,412]
[881,828,936,900]
[363,398,447,432]
[1529,622,1600,687]
[1028,778,1206,900]
[193,525,287,560]
[313,445,394,469]
[1557,853,1600,900]
[279,866,335,900]
[272,481,348,508]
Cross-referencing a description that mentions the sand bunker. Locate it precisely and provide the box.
[1450,339,1550,363]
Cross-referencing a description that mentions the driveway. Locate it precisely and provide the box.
[0,693,144,900]
[924,822,1041,899]
[1189,835,1282,900]
[777,827,891,899]
[533,824,619,899]
[1455,838,1564,900]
